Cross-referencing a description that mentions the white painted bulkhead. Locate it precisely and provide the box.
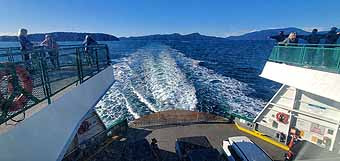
[260,61,340,103]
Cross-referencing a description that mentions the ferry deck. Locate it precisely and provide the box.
[0,44,340,161]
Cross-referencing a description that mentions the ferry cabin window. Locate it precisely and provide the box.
[272,121,278,128]
[328,129,334,135]
[317,139,323,145]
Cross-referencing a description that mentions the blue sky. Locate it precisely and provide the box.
[0,0,339,37]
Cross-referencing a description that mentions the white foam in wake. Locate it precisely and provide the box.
[95,44,266,126]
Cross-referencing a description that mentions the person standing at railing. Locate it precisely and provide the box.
[269,31,287,43]
[41,35,60,68]
[82,35,98,65]
[279,32,299,62]
[281,32,299,45]
[323,27,340,66]
[325,27,340,46]
[301,29,323,45]
[18,28,34,62]
[301,29,324,65]
[150,138,161,160]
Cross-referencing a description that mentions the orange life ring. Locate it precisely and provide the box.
[276,112,289,124]
[0,64,33,112]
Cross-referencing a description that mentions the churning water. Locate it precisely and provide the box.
[95,41,280,128]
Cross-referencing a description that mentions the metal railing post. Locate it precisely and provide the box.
[300,46,307,65]
[275,46,279,60]
[39,52,51,104]
[336,48,340,73]
[271,46,280,61]
[7,48,14,62]
[95,48,99,71]
[105,45,110,66]
[76,48,84,84]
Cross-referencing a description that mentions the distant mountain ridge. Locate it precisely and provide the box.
[0,32,119,42]
[121,32,225,41]
[121,27,329,41]
[226,27,311,40]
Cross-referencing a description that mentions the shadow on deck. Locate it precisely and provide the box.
[89,110,286,161]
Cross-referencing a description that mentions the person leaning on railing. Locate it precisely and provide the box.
[300,29,323,45]
[300,29,324,65]
[40,34,60,69]
[322,27,340,66]
[281,32,299,46]
[269,31,288,43]
[278,32,300,62]
[324,27,340,47]
[82,35,98,66]
[18,28,34,62]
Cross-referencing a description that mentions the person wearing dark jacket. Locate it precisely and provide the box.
[83,35,98,47]
[82,35,98,65]
[150,138,160,160]
[301,29,323,65]
[325,27,340,45]
[18,28,34,61]
[323,27,340,66]
[41,35,60,68]
[270,31,287,42]
[302,29,323,45]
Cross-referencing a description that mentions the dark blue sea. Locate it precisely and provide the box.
[0,40,281,128]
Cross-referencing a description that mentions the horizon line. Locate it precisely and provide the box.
[0,26,337,38]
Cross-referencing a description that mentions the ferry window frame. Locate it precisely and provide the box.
[272,121,278,128]
[317,139,323,145]
[328,129,334,135]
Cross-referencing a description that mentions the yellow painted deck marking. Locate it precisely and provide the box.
[235,123,290,151]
